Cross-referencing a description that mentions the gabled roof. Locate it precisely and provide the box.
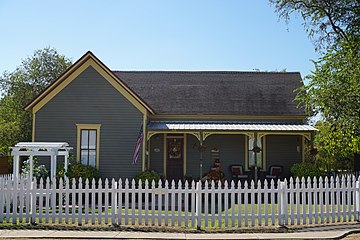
[114,71,305,116]
[26,51,305,117]
[25,51,154,114]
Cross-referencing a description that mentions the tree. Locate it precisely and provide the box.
[0,47,72,154]
[269,0,360,51]
[270,0,360,169]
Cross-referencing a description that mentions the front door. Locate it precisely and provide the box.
[166,137,184,181]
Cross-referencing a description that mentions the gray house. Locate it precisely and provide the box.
[25,51,316,181]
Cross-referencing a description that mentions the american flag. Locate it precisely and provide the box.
[132,125,143,164]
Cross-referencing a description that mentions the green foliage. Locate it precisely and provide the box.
[134,170,161,187]
[271,0,360,165]
[291,162,325,179]
[0,47,72,152]
[66,162,100,181]
[21,158,48,181]
[269,0,359,52]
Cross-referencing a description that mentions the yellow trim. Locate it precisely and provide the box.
[32,112,36,142]
[184,134,187,176]
[76,124,101,169]
[28,52,153,115]
[147,136,151,170]
[204,131,254,140]
[258,132,311,140]
[148,131,200,141]
[302,136,306,162]
[262,136,267,170]
[163,134,167,177]
[150,114,307,120]
[142,114,147,172]
[244,136,248,171]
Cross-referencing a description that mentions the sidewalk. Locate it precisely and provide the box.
[0,224,360,239]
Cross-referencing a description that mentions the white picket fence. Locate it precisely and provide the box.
[0,176,359,228]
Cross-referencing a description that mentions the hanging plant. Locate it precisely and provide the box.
[198,144,207,152]
[252,146,261,153]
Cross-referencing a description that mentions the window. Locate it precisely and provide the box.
[76,124,101,168]
[248,137,263,169]
[80,129,97,167]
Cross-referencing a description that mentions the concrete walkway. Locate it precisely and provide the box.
[0,224,360,239]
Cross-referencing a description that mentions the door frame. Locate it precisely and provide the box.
[163,133,187,178]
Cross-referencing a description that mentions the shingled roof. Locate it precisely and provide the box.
[113,71,305,116]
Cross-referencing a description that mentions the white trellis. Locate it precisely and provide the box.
[10,142,73,180]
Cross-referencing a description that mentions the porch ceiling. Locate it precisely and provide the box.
[147,122,317,131]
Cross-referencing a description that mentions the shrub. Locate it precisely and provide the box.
[291,162,325,179]
[134,170,161,187]
[66,162,100,181]
[21,158,48,181]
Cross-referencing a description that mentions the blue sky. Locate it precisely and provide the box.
[0,1,317,79]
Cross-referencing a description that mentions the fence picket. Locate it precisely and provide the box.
[330,177,335,223]
[325,177,330,223]
[341,176,346,221]
[104,179,109,225]
[151,180,156,226]
[170,180,176,226]
[263,179,268,226]
[244,181,249,227]
[237,180,242,227]
[118,179,123,225]
[307,177,313,225]
[250,180,255,227]
[301,177,306,225]
[59,178,64,224]
[210,180,216,227]
[91,179,96,225]
[131,179,136,225]
[65,178,70,224]
[230,181,235,227]
[144,180,149,226]
[138,179,143,225]
[164,180,169,226]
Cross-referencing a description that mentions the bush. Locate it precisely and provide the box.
[291,162,325,179]
[134,170,161,187]
[21,158,48,181]
[66,162,100,181]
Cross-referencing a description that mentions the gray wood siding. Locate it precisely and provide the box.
[186,134,245,181]
[265,135,302,178]
[148,134,164,175]
[35,66,143,180]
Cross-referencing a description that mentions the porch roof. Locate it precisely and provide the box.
[147,122,317,132]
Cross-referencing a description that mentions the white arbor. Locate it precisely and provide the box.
[10,142,73,180]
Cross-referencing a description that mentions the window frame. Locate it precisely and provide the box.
[76,124,101,169]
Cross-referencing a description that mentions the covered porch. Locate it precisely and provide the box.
[144,122,317,182]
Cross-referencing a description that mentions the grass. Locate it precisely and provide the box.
[1,202,356,230]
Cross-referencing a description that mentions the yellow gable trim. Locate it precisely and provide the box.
[27,52,153,115]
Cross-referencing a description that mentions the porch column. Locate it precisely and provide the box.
[253,132,259,183]
[29,155,34,180]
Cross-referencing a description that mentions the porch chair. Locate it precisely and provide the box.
[229,165,248,181]
[265,165,283,180]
